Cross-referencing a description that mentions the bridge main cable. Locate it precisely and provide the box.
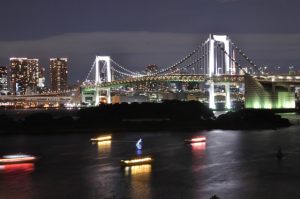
[151,42,206,76]
[110,59,143,76]
[230,41,261,73]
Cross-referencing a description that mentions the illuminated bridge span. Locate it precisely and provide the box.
[84,74,245,88]
[0,89,79,108]
[0,95,72,102]
[83,34,297,109]
[84,74,300,88]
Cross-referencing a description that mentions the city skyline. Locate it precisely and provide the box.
[1,0,300,83]
[1,1,300,199]
[0,57,69,94]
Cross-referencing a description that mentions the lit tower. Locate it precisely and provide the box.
[204,34,235,109]
[95,56,112,104]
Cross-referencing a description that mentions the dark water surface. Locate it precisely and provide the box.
[1,126,300,199]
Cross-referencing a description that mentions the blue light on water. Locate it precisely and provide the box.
[136,149,142,156]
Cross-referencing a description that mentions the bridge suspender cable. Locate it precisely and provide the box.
[216,43,245,73]
[152,43,206,76]
[110,59,142,76]
[230,41,261,73]
[110,67,140,77]
[165,53,207,75]
[216,42,261,75]
[85,60,96,82]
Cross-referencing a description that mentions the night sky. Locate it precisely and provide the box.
[1,0,300,83]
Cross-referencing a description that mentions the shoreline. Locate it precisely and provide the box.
[0,101,294,134]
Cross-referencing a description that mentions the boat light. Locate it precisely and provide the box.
[90,135,112,142]
[191,137,206,143]
[0,155,36,164]
[121,157,153,166]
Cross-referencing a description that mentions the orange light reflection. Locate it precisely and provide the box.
[125,164,152,176]
[97,140,111,154]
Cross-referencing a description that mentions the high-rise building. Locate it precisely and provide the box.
[37,67,46,93]
[50,58,68,92]
[9,58,40,95]
[0,66,8,93]
[145,64,158,75]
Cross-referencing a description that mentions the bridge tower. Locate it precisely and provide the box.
[95,56,112,104]
[204,34,235,109]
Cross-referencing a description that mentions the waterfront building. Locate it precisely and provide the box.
[50,58,68,92]
[0,66,8,94]
[9,58,40,95]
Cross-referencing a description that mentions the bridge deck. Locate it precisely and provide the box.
[82,74,300,89]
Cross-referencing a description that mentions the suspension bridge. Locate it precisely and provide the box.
[82,34,299,109]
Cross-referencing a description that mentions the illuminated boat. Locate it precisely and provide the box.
[120,156,153,167]
[90,135,112,142]
[0,154,36,164]
[184,136,206,144]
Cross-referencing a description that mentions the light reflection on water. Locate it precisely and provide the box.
[0,163,34,199]
[96,140,111,154]
[0,163,35,173]
[124,164,152,199]
[124,164,152,176]
[1,126,300,199]
[191,142,206,152]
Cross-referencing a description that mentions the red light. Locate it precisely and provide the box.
[1,163,34,173]
[191,142,206,151]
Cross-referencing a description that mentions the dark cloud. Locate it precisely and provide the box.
[0,0,300,41]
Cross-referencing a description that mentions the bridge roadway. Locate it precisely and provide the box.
[82,74,300,89]
[0,93,72,103]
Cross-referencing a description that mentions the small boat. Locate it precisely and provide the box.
[0,154,36,164]
[120,156,153,167]
[90,135,112,142]
[185,136,206,144]
[136,138,142,150]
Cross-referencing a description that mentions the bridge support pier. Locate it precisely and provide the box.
[225,83,231,109]
[95,88,112,105]
[95,87,100,106]
[209,81,215,109]
[107,88,111,104]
